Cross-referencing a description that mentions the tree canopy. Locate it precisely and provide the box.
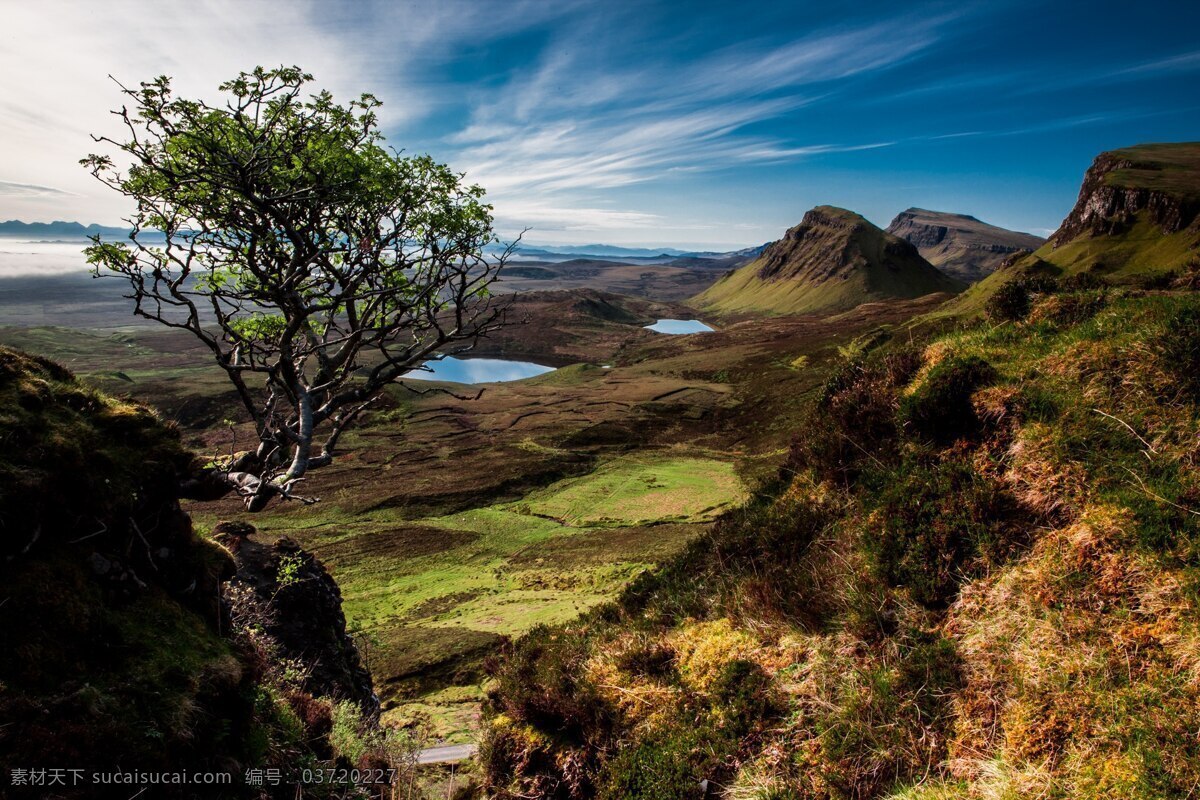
[83,66,512,510]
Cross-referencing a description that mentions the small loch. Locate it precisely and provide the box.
[644,318,715,334]
[402,357,556,384]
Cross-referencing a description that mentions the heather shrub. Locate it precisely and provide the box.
[867,457,1026,607]
[487,627,615,744]
[597,722,729,800]
[985,280,1030,322]
[1157,305,1200,400]
[899,355,997,444]
[790,348,920,483]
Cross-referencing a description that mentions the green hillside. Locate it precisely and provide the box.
[695,206,962,316]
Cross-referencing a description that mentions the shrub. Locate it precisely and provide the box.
[479,715,566,796]
[899,355,998,445]
[1136,270,1178,290]
[1020,274,1060,294]
[487,628,616,744]
[597,722,730,800]
[710,659,778,734]
[1028,290,1108,326]
[614,638,677,681]
[1157,305,1200,400]
[867,457,1026,607]
[1171,257,1200,290]
[1059,271,1108,291]
[985,280,1031,322]
[790,349,920,483]
[710,496,834,626]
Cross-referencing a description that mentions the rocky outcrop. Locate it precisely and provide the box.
[695,206,961,316]
[0,348,258,794]
[1050,146,1200,246]
[217,522,379,715]
[887,208,1044,283]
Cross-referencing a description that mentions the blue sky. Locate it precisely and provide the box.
[3,0,1198,248]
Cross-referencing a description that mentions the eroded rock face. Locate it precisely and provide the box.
[886,209,1045,283]
[1051,153,1200,246]
[217,523,379,715]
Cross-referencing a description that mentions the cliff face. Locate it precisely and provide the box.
[694,206,961,316]
[886,208,1044,283]
[1050,143,1200,246]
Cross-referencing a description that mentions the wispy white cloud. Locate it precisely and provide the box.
[923,107,1191,143]
[0,0,577,223]
[450,13,949,239]
[3,0,378,221]
[493,200,662,235]
[1107,49,1200,78]
[0,180,77,197]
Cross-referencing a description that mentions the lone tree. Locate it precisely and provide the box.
[83,66,512,510]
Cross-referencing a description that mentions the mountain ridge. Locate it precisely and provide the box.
[0,219,129,238]
[694,205,962,316]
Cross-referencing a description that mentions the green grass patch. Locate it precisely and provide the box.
[516,454,746,526]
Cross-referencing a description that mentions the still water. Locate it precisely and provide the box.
[644,318,715,334]
[402,356,555,384]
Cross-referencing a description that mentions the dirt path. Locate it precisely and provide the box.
[417,743,478,764]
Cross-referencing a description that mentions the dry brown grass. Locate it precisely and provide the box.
[946,504,1200,798]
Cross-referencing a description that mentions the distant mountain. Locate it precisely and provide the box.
[679,244,768,259]
[0,220,129,238]
[947,141,1200,314]
[886,208,1044,283]
[515,244,687,259]
[693,206,962,316]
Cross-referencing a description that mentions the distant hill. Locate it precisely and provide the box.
[0,219,129,238]
[509,243,764,261]
[946,141,1200,314]
[886,208,1044,283]
[693,206,962,316]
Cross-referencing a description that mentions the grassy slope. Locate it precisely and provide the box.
[945,215,1200,317]
[691,260,867,316]
[483,281,1200,799]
